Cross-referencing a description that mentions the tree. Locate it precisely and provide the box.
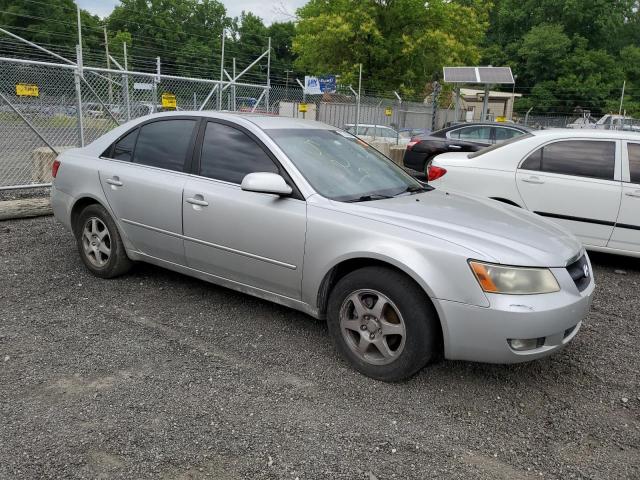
[292,0,490,98]
[0,0,102,60]
[107,0,231,76]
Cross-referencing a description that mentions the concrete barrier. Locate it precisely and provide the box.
[32,147,72,183]
[0,197,52,221]
[389,146,406,167]
[370,141,391,157]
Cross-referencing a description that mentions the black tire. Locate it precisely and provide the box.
[75,203,132,278]
[327,266,439,381]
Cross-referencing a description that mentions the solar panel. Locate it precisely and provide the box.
[477,67,514,84]
[443,67,477,83]
[443,66,514,84]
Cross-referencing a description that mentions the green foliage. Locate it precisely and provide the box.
[486,0,640,116]
[292,0,490,98]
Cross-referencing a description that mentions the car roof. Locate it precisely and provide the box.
[530,128,640,140]
[122,110,336,130]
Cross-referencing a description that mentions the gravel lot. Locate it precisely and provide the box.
[1,215,638,479]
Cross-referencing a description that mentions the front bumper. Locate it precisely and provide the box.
[435,261,594,364]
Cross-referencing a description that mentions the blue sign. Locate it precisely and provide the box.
[304,75,337,94]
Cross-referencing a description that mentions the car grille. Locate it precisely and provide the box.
[566,254,591,292]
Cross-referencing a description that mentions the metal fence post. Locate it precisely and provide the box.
[74,45,85,147]
[356,63,362,134]
[266,37,271,113]
[123,43,131,121]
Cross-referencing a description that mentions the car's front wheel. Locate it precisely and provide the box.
[327,266,439,381]
[75,204,132,278]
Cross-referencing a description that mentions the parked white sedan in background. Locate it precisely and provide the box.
[429,129,640,257]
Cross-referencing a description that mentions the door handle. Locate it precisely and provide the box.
[186,196,209,207]
[625,191,640,198]
[521,176,545,185]
[106,177,123,187]
[448,144,462,150]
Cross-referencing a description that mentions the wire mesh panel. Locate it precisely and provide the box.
[0,60,78,188]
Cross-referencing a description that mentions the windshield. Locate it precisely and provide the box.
[468,132,534,158]
[267,128,424,202]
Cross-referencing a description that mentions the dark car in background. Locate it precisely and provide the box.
[403,122,531,178]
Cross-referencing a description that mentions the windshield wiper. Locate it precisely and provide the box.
[343,193,394,203]
[394,184,433,196]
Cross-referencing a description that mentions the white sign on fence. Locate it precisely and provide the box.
[134,82,154,91]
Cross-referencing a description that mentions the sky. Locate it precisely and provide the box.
[76,0,307,24]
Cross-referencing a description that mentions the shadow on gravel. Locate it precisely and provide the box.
[588,250,640,271]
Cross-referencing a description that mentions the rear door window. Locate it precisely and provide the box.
[133,119,197,172]
[628,143,640,184]
[539,140,615,180]
[109,128,138,161]
[455,126,492,142]
[199,122,278,184]
[495,127,523,142]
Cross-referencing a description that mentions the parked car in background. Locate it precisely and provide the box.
[344,124,409,145]
[51,112,592,381]
[399,128,429,140]
[567,113,639,131]
[404,122,531,175]
[429,129,640,257]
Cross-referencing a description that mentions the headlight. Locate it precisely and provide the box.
[469,260,560,295]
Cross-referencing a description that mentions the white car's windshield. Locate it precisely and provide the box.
[267,128,425,202]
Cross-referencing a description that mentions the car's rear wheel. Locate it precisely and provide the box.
[327,266,439,381]
[75,204,132,278]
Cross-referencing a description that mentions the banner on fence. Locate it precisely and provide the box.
[304,75,336,95]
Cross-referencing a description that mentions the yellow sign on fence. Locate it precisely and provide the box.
[161,92,177,109]
[384,107,393,117]
[495,116,507,122]
[298,103,308,113]
[16,83,39,97]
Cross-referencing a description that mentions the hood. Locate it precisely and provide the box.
[339,189,581,267]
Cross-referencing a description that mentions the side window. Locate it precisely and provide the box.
[105,128,138,161]
[629,143,640,184]
[541,140,615,180]
[521,148,542,171]
[448,129,461,139]
[133,119,197,172]
[458,126,492,141]
[199,122,278,184]
[495,127,523,142]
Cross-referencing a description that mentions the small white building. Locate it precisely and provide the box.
[455,88,522,122]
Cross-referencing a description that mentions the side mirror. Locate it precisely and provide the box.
[241,172,292,196]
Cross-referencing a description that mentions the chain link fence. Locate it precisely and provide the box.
[0,54,442,190]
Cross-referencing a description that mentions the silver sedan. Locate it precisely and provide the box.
[51,112,594,381]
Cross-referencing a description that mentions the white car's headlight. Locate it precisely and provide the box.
[469,260,560,295]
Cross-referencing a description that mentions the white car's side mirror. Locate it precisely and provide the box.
[241,172,292,196]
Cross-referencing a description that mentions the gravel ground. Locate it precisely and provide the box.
[1,216,638,479]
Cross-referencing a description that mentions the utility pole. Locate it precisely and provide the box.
[619,80,626,116]
[103,26,113,104]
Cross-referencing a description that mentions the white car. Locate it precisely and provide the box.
[429,129,640,257]
[344,124,410,145]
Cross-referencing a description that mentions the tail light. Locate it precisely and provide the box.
[406,140,421,151]
[427,165,447,181]
[52,158,61,178]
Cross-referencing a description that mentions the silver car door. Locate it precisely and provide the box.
[99,118,199,265]
[608,141,640,253]
[182,120,306,299]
